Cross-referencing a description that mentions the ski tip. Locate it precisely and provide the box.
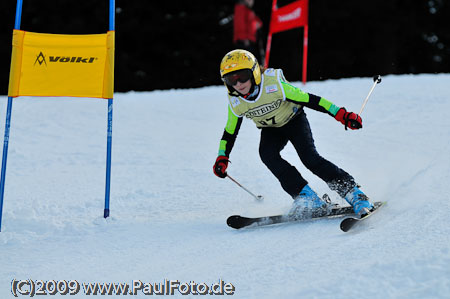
[340,201,387,232]
[340,217,357,232]
[226,215,243,229]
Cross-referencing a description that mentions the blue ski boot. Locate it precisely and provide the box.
[289,185,331,219]
[345,186,374,216]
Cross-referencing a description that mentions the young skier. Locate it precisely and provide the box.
[213,49,374,218]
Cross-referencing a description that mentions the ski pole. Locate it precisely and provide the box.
[359,75,382,115]
[227,174,264,202]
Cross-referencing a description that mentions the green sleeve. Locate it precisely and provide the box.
[281,81,341,116]
[218,105,243,157]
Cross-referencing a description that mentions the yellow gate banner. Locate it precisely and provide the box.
[8,30,114,99]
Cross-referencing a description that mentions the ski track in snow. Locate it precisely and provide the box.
[0,74,449,298]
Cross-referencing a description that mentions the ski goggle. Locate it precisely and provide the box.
[222,69,252,86]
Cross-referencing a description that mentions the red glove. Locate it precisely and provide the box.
[213,156,229,178]
[335,108,362,130]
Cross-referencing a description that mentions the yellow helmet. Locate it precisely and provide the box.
[220,49,261,86]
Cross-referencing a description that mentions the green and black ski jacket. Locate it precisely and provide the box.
[217,68,342,157]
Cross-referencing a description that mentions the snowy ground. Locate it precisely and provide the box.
[0,74,449,298]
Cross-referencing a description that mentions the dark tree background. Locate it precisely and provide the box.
[0,0,449,95]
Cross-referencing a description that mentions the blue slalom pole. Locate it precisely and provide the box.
[109,0,115,32]
[0,0,24,232]
[104,99,113,218]
[0,99,13,232]
[104,0,115,218]
[14,0,23,29]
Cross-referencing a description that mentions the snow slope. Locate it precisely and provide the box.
[0,74,449,298]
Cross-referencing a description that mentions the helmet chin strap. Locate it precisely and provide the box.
[243,84,259,100]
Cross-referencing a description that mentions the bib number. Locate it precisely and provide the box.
[258,116,277,126]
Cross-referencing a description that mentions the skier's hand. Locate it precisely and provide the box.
[213,156,229,178]
[335,108,362,130]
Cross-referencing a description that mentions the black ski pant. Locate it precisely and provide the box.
[259,111,356,199]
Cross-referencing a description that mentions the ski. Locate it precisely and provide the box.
[340,201,386,232]
[227,204,359,230]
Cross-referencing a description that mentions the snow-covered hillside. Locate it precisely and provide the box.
[0,74,449,298]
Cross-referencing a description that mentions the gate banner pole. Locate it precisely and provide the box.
[302,24,308,85]
[0,98,14,232]
[0,0,24,232]
[104,0,115,218]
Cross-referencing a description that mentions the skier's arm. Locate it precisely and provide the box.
[218,105,243,157]
[281,81,362,130]
[281,81,340,117]
[214,106,243,178]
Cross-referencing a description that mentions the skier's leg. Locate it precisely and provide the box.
[286,112,356,197]
[287,112,373,214]
[259,127,307,198]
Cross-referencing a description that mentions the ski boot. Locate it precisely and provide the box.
[289,185,331,220]
[345,186,374,216]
